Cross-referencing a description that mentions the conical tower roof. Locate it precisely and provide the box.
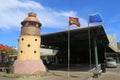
[21,12,41,26]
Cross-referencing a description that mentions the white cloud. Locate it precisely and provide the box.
[0,0,87,29]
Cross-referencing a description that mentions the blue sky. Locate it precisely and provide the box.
[0,0,120,48]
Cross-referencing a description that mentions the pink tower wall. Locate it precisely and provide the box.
[14,59,46,74]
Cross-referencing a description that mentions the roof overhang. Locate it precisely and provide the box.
[108,44,120,53]
[41,24,109,52]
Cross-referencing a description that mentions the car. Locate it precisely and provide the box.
[106,57,117,68]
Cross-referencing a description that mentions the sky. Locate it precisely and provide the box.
[0,0,120,48]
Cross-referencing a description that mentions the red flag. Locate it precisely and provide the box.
[69,16,80,27]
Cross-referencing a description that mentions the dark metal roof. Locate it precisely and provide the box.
[41,24,109,51]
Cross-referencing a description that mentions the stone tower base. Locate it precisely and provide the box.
[13,59,46,74]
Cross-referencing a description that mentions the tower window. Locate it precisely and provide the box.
[21,38,24,41]
[25,22,29,26]
[27,44,31,47]
[28,21,36,26]
[36,24,39,27]
[20,50,23,53]
[34,51,37,53]
[35,39,37,41]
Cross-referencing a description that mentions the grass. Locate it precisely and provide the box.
[0,70,53,78]
[0,72,33,78]
[33,70,53,76]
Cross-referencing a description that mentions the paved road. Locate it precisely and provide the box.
[106,64,120,73]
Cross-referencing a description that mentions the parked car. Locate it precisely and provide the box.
[106,57,117,68]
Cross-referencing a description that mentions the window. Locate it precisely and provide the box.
[28,22,36,26]
[20,50,23,53]
[36,24,39,27]
[27,44,30,47]
[25,22,29,26]
[21,38,24,41]
[35,39,37,41]
[34,51,37,53]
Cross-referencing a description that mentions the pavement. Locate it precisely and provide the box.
[0,64,120,80]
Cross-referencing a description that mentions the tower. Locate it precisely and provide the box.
[14,12,46,74]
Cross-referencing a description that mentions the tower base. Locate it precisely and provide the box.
[13,59,46,74]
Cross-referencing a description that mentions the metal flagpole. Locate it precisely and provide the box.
[68,16,80,79]
[88,13,103,78]
[94,37,99,72]
[68,25,70,79]
[88,15,92,71]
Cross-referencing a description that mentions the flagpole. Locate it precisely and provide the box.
[68,24,70,79]
[68,16,80,79]
[88,15,92,71]
[88,13,103,76]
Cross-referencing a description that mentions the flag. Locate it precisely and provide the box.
[69,16,80,27]
[89,13,103,23]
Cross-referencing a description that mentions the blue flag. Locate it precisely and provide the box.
[89,13,103,23]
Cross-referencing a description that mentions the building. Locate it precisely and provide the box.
[41,25,120,65]
[40,48,58,65]
[106,34,120,63]
[14,12,46,74]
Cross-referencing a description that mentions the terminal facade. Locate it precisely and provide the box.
[41,25,120,65]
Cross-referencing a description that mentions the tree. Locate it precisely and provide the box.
[0,44,17,67]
